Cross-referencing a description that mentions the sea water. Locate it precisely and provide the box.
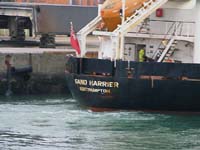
[0,95,200,150]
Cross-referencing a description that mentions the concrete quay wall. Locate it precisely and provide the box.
[0,48,75,96]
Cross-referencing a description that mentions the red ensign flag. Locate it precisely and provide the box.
[70,22,81,55]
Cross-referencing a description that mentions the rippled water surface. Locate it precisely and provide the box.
[0,95,200,150]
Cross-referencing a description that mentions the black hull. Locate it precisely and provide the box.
[66,74,200,112]
[66,57,200,112]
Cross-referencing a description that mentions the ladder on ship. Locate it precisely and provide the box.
[152,22,182,62]
[77,0,168,58]
[113,0,168,35]
[156,38,177,62]
[111,0,168,59]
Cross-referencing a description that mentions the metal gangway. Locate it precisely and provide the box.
[152,22,182,62]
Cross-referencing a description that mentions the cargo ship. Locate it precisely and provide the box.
[66,0,200,112]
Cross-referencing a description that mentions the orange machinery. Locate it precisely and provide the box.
[101,0,148,31]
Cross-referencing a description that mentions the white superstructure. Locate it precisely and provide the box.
[78,0,198,63]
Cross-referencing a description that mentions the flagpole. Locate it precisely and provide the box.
[120,0,126,60]
[122,0,125,25]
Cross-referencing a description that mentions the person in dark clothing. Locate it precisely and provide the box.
[5,54,12,69]
[4,54,13,96]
